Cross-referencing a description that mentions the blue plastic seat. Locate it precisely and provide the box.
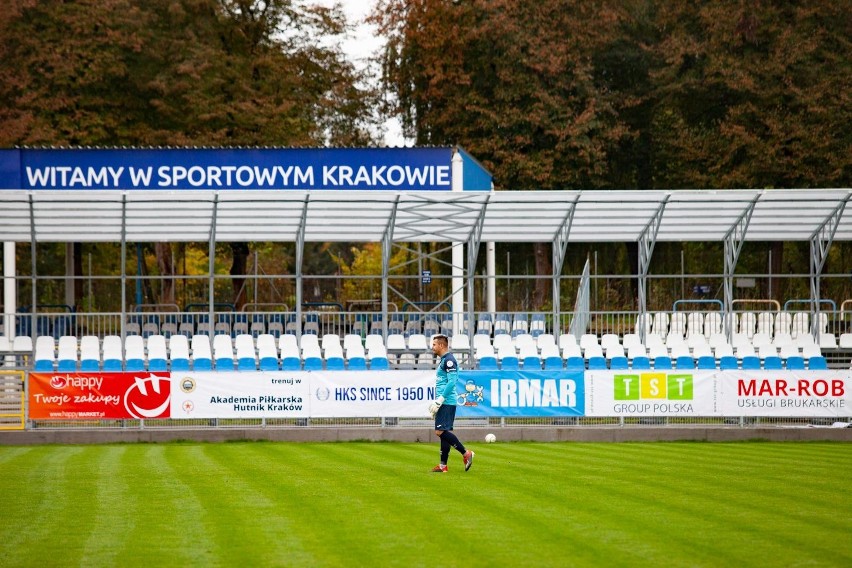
[719,356,739,370]
[347,357,367,370]
[171,358,191,371]
[281,356,301,371]
[653,356,672,370]
[566,356,585,371]
[587,356,607,370]
[522,356,542,370]
[675,355,695,370]
[103,359,123,372]
[57,359,77,372]
[631,356,651,370]
[501,356,520,371]
[34,360,55,372]
[544,356,563,370]
[808,356,828,370]
[785,356,805,370]
[609,356,629,370]
[237,357,256,371]
[326,357,345,371]
[259,357,279,371]
[304,357,323,371]
[148,358,168,372]
[370,357,389,371]
[80,359,100,372]
[194,358,213,371]
[697,355,716,370]
[478,356,498,370]
[741,356,761,370]
[215,357,235,371]
[763,356,783,370]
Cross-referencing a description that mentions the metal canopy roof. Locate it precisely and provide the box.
[1,188,851,244]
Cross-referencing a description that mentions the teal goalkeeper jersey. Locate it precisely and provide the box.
[435,352,459,405]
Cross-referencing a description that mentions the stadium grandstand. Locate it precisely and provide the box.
[1,147,851,435]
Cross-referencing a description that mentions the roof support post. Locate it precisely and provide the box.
[723,195,759,339]
[381,195,400,340]
[451,151,464,337]
[28,193,37,342]
[295,195,309,342]
[120,193,127,344]
[552,195,579,336]
[637,197,668,341]
[809,195,849,337]
[465,197,489,360]
[207,193,219,347]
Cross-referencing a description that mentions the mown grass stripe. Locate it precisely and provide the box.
[0,442,849,567]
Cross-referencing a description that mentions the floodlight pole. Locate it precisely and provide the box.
[451,151,464,335]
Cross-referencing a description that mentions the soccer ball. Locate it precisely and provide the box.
[485,433,497,443]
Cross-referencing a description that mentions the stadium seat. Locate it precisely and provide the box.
[169,335,191,371]
[675,355,695,370]
[587,356,607,371]
[763,356,783,370]
[696,355,716,370]
[326,356,345,371]
[609,356,629,370]
[259,357,280,371]
[785,355,806,370]
[501,356,520,371]
[304,356,323,371]
[522,355,542,370]
[147,335,169,372]
[56,336,78,372]
[370,357,390,370]
[281,356,301,371]
[478,356,498,371]
[347,356,367,370]
[631,356,651,370]
[79,335,101,372]
[543,356,563,370]
[565,356,585,371]
[719,356,739,370]
[653,356,672,370]
[741,356,761,370]
[808,356,828,370]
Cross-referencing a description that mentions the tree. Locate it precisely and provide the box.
[0,0,381,309]
[373,0,633,306]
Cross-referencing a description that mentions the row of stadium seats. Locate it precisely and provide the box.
[637,311,830,339]
[27,332,833,372]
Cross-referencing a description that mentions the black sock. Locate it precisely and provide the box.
[440,436,450,464]
[440,430,466,455]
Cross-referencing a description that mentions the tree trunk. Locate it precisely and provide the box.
[230,242,250,310]
[533,242,552,309]
[154,243,175,306]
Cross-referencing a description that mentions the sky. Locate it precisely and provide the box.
[314,0,408,147]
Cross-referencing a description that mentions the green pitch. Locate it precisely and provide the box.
[1,441,850,567]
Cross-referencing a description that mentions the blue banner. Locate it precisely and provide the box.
[0,147,474,191]
[456,370,585,417]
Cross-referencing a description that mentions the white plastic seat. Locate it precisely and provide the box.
[562,343,582,359]
[474,343,495,360]
[536,333,557,351]
[493,334,515,353]
[714,343,734,359]
[407,334,428,352]
[691,343,713,359]
[626,344,647,360]
[802,344,822,359]
[605,344,625,360]
[738,312,756,338]
[147,334,168,361]
[558,333,577,350]
[790,312,809,338]
[622,333,642,351]
[704,313,722,337]
[652,312,669,336]
[774,312,792,336]
[583,344,603,360]
[778,344,800,359]
[387,334,408,352]
[758,344,778,360]
[756,312,774,336]
[540,344,561,359]
[669,344,691,359]
[451,334,471,351]
[600,333,620,351]
[579,334,599,352]
[839,333,852,348]
[819,333,837,349]
[321,333,341,352]
[686,312,704,337]
[772,332,793,348]
[279,334,299,353]
[125,335,146,360]
[751,332,772,349]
